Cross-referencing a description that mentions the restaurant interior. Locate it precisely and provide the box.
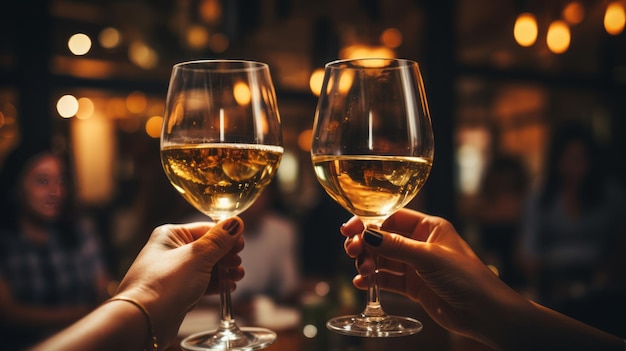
[1,0,625,350]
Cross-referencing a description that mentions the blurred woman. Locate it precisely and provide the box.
[520,123,626,308]
[0,145,111,349]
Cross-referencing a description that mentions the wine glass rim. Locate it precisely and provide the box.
[173,59,269,72]
[325,57,419,69]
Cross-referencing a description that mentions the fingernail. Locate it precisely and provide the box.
[363,228,383,247]
[223,219,240,236]
[340,222,348,235]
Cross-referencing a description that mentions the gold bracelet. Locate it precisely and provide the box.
[105,296,159,351]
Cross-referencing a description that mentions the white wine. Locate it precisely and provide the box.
[161,143,283,220]
[312,155,432,222]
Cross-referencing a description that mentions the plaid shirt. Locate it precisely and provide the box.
[0,223,107,348]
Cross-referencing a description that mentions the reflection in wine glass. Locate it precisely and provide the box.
[311,58,434,337]
[160,60,283,350]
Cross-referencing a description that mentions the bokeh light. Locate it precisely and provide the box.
[199,0,222,24]
[298,128,313,152]
[56,95,79,118]
[128,41,159,69]
[145,115,163,138]
[99,27,121,49]
[380,27,403,48]
[546,20,571,54]
[514,13,538,47]
[233,82,251,105]
[76,97,95,120]
[186,25,210,50]
[605,2,626,35]
[68,33,92,55]
[209,33,229,53]
[126,91,147,114]
[563,2,585,25]
[309,68,324,96]
[302,324,318,338]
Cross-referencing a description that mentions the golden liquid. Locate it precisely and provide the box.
[161,143,283,220]
[312,155,432,222]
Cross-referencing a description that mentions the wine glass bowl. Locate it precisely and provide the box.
[161,143,283,221]
[160,60,282,350]
[311,58,434,337]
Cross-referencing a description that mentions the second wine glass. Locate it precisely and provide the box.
[311,58,434,337]
[160,60,283,350]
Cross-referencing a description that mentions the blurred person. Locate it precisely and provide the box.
[341,208,625,350]
[233,181,300,305]
[30,217,245,351]
[519,123,626,306]
[0,144,112,350]
[466,154,530,289]
[300,188,353,278]
[107,134,191,274]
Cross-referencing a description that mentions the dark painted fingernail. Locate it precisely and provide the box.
[224,219,240,236]
[363,228,383,247]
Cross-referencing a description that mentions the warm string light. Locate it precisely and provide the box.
[55,91,163,139]
[605,2,626,35]
[546,20,571,54]
[563,2,584,25]
[514,1,625,54]
[514,13,538,47]
[65,0,228,70]
[54,0,229,143]
[309,26,400,97]
[514,12,571,54]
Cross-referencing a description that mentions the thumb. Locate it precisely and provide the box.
[193,217,243,266]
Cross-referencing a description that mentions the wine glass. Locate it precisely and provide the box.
[160,60,282,350]
[310,58,434,337]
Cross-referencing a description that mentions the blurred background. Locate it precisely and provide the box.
[1,0,625,350]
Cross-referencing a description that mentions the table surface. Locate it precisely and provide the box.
[166,294,494,351]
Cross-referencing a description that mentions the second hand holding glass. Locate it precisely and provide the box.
[160,60,283,350]
[311,58,434,337]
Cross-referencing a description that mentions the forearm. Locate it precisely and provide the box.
[489,298,623,351]
[29,299,152,351]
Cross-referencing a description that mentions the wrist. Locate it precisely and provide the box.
[34,298,157,351]
[113,287,182,350]
[470,278,536,350]
[104,297,158,351]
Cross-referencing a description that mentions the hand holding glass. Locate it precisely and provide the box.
[160,60,282,350]
[311,58,434,337]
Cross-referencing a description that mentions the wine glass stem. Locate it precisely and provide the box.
[219,266,238,329]
[363,225,387,319]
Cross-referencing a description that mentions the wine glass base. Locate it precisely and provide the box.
[327,314,423,337]
[181,327,277,351]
